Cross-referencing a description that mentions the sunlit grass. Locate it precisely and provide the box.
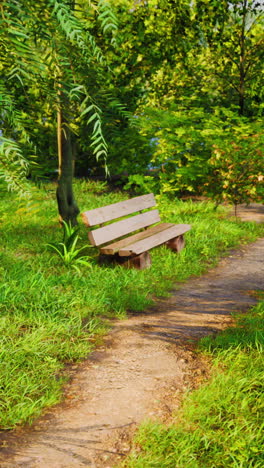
[0,180,263,429]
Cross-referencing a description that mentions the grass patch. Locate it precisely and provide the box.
[0,180,263,429]
[122,299,264,468]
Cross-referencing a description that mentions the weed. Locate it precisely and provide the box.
[46,221,92,271]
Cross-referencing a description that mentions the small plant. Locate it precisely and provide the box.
[207,123,264,212]
[46,221,92,271]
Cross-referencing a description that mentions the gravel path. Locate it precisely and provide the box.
[1,204,263,468]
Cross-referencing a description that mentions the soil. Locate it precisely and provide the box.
[0,203,263,468]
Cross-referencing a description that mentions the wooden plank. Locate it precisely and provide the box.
[100,223,175,255]
[118,224,191,256]
[82,193,156,227]
[88,210,161,246]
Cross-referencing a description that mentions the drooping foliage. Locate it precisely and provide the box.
[0,0,119,221]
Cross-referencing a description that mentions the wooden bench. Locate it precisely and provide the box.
[81,193,191,269]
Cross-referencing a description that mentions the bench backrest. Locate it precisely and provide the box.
[82,193,160,246]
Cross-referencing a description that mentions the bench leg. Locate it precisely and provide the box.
[116,251,152,269]
[166,234,185,253]
[99,252,152,270]
[129,251,152,270]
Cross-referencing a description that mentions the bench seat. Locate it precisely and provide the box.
[101,223,191,256]
[82,193,191,269]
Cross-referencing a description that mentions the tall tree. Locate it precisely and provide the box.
[190,0,264,115]
[105,0,263,116]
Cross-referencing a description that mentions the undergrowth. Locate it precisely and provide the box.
[0,180,263,429]
[122,298,264,468]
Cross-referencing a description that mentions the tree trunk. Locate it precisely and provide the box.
[238,0,247,116]
[56,118,79,225]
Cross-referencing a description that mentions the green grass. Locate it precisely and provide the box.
[0,180,263,429]
[122,298,264,468]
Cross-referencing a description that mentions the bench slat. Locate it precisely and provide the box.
[118,224,191,256]
[100,223,175,255]
[88,209,161,246]
[82,193,156,227]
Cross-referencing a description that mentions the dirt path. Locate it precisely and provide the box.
[1,205,263,468]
